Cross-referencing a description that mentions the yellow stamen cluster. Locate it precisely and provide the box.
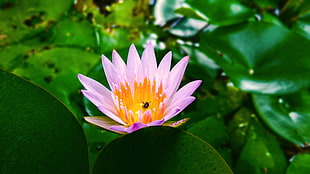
[113,78,166,125]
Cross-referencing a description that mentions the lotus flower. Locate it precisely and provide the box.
[78,43,201,134]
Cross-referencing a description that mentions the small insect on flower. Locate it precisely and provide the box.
[142,102,150,109]
[78,43,202,134]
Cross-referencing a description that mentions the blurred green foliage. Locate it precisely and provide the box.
[1,0,310,173]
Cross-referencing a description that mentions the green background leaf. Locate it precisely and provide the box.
[0,0,73,45]
[185,0,253,25]
[201,22,310,94]
[230,108,287,174]
[253,90,310,146]
[286,153,310,174]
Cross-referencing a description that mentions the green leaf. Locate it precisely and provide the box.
[286,153,310,174]
[184,0,253,25]
[50,13,99,51]
[75,0,148,27]
[188,116,227,147]
[0,0,73,45]
[168,18,207,38]
[187,116,232,166]
[12,47,100,118]
[0,69,88,173]
[251,0,282,9]
[293,13,310,40]
[280,0,310,26]
[180,44,219,79]
[93,126,233,174]
[201,21,310,94]
[253,90,310,146]
[174,7,209,21]
[153,0,185,25]
[191,80,245,122]
[82,122,119,171]
[231,108,287,174]
[97,27,153,53]
[101,0,148,27]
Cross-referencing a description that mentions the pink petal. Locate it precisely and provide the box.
[141,42,157,78]
[112,50,127,81]
[80,90,114,108]
[168,80,202,105]
[156,51,172,86]
[108,125,128,133]
[97,105,126,125]
[78,74,112,98]
[166,56,190,98]
[164,96,196,120]
[110,122,147,133]
[102,55,120,89]
[138,110,143,122]
[110,119,166,134]
[147,119,165,126]
[84,116,125,134]
[168,118,189,127]
[126,44,144,83]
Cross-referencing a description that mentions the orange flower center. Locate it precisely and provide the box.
[113,78,166,126]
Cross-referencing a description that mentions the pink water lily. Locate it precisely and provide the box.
[78,43,201,134]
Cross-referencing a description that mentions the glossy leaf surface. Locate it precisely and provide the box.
[253,90,310,146]
[0,69,88,174]
[230,108,287,174]
[184,0,253,25]
[201,22,310,94]
[286,153,310,174]
[93,126,233,174]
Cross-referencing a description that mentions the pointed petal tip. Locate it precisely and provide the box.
[179,56,190,65]
[146,41,154,49]
[164,96,196,120]
[161,51,172,63]
[189,80,203,94]
[77,73,86,81]
[183,55,190,62]
[101,54,108,60]
[80,89,86,94]
[101,54,110,68]
[194,80,203,87]
[128,43,140,61]
[129,43,137,51]
[101,54,110,63]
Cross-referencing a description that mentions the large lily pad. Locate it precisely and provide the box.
[93,126,233,174]
[0,69,89,173]
[253,90,310,146]
[201,21,310,94]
